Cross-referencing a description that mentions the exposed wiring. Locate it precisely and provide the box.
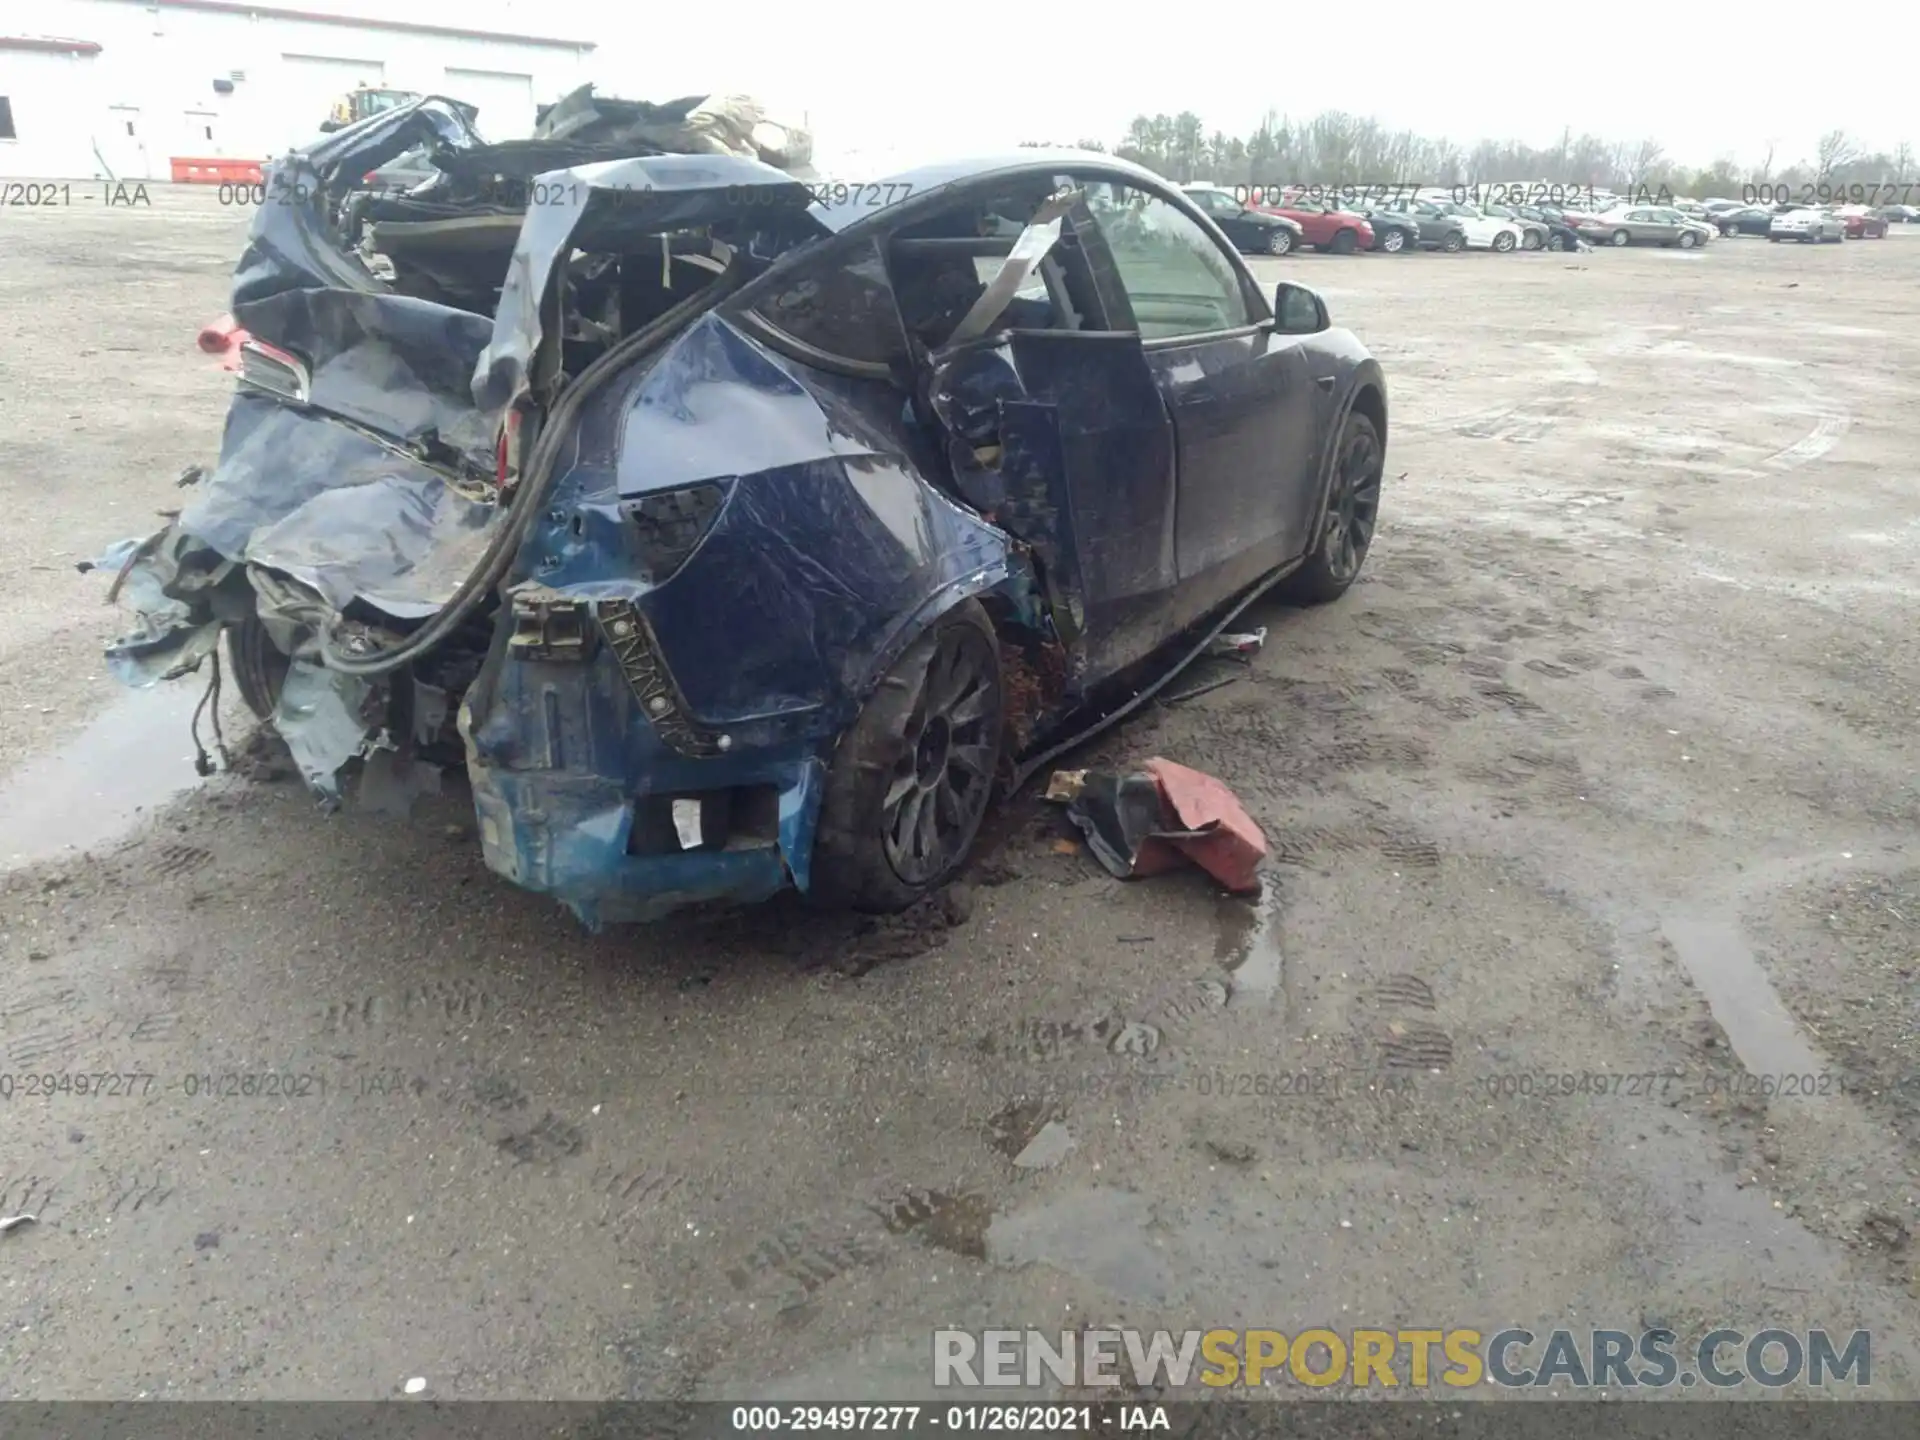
[191,646,231,776]
[315,259,743,678]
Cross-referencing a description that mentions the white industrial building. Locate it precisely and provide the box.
[0,0,596,180]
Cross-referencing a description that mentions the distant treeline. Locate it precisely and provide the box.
[1021,113,1916,195]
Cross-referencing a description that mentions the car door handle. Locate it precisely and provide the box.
[1315,375,1336,392]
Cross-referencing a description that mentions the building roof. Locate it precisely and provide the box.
[145,0,596,49]
[0,35,103,53]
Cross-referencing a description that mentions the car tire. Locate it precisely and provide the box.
[1264,227,1293,256]
[1378,228,1406,253]
[1441,232,1464,252]
[1276,410,1383,607]
[1720,222,1737,236]
[1492,230,1517,252]
[1610,229,1631,247]
[1325,228,1358,254]
[1521,230,1542,250]
[1546,232,1567,251]
[809,599,1003,913]
[1769,235,1781,242]
[229,612,290,721]
[1678,230,1698,248]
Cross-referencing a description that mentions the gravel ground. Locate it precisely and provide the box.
[1,191,1917,1401]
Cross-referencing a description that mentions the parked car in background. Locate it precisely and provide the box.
[1512,204,1587,251]
[1576,205,1710,248]
[1770,207,1846,243]
[1358,207,1422,253]
[1653,207,1716,244]
[1834,204,1889,239]
[1879,204,1920,223]
[1478,202,1551,250]
[1702,198,1743,213]
[1714,205,1775,237]
[1378,197,1523,251]
[1359,202,1467,252]
[1256,192,1377,253]
[1180,185,1307,255]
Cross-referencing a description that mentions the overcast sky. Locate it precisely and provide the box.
[436,1,1914,176]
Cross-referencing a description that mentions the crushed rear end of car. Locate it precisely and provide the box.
[95,93,1010,926]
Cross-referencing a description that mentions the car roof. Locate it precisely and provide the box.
[807,148,1168,233]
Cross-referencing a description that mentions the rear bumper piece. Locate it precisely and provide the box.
[459,640,830,928]
[467,768,809,926]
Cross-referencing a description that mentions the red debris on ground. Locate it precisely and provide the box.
[1141,756,1267,892]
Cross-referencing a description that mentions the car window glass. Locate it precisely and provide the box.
[1083,185,1252,340]
[748,236,909,369]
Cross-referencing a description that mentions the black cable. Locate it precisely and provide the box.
[315,261,743,678]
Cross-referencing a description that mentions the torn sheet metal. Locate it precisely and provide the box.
[272,660,381,800]
[473,151,827,413]
[95,536,225,688]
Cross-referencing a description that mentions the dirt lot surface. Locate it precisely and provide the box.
[1,190,1917,1402]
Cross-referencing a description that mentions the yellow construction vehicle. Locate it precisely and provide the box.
[319,86,422,134]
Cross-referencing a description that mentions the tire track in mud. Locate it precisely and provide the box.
[315,979,502,1038]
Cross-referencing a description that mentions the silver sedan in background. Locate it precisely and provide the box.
[1577,205,1713,248]
[1770,207,1846,243]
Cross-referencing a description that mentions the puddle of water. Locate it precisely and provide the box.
[1661,915,1828,1080]
[985,1186,1179,1304]
[1215,892,1281,1002]
[0,685,208,870]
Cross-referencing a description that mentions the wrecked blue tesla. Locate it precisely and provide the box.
[101,95,1389,926]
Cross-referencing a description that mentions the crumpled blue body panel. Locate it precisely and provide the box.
[458,312,1011,924]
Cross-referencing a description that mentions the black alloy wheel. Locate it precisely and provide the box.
[811,599,1004,911]
[1278,411,1384,605]
[880,622,999,887]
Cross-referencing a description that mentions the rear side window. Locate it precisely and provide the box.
[1082,186,1251,340]
[747,237,909,371]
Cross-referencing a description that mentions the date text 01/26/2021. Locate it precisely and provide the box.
[1478,1070,1855,1100]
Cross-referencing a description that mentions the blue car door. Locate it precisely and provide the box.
[1077,182,1324,615]
[913,187,1180,686]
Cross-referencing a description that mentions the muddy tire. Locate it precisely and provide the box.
[809,600,1003,913]
[1277,410,1383,606]
[228,612,290,721]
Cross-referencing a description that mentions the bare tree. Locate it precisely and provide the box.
[1815,129,1859,177]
